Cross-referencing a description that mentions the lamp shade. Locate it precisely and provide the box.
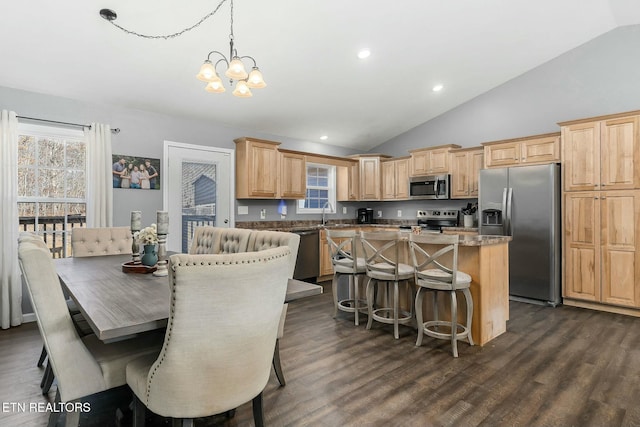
[232,80,253,97]
[196,60,217,82]
[246,67,267,89]
[205,80,226,93]
[225,57,248,80]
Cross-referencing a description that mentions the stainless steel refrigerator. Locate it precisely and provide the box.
[479,163,561,306]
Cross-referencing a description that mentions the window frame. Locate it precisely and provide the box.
[296,162,336,214]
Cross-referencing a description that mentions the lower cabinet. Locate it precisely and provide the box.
[564,190,640,310]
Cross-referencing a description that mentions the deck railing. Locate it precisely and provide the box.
[18,215,86,258]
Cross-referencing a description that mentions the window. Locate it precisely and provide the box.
[296,163,336,214]
[17,124,86,258]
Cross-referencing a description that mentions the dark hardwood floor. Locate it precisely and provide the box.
[3,283,640,426]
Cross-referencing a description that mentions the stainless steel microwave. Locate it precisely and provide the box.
[409,174,450,199]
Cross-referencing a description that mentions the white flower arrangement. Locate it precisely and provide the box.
[135,224,158,245]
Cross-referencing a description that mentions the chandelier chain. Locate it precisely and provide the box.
[105,0,228,40]
[229,0,234,41]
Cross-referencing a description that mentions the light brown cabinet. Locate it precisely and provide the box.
[278,150,306,199]
[450,147,483,199]
[357,155,389,201]
[564,190,640,309]
[562,114,640,192]
[381,157,410,200]
[337,161,359,201]
[409,144,460,176]
[234,137,280,199]
[483,133,560,169]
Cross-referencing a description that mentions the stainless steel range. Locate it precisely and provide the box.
[417,209,459,231]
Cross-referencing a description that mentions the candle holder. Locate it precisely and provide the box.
[130,211,142,263]
[153,211,169,277]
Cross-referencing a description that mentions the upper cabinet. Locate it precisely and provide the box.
[483,133,560,169]
[561,113,640,192]
[337,160,359,201]
[409,144,461,176]
[279,150,306,199]
[450,147,483,199]
[357,155,389,201]
[381,157,410,200]
[234,137,280,199]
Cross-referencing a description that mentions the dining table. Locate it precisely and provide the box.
[55,253,322,342]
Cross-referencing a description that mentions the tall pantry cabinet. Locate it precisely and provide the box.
[561,112,640,315]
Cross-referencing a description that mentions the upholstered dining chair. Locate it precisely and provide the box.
[325,229,367,325]
[409,233,474,357]
[126,247,291,427]
[188,226,252,254]
[360,230,415,339]
[18,232,164,427]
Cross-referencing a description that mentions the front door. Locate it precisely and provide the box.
[163,141,234,253]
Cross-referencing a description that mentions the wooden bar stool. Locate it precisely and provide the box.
[409,233,473,357]
[360,231,414,339]
[326,229,367,325]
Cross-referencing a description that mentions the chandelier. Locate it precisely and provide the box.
[99,0,265,98]
[195,0,266,97]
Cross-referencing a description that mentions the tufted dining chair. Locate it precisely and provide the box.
[126,247,291,427]
[71,226,133,257]
[18,232,164,427]
[189,226,252,254]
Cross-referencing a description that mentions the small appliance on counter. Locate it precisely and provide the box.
[416,209,459,232]
[357,208,374,224]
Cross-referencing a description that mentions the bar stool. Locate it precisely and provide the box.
[326,229,367,325]
[409,233,473,357]
[360,230,414,339]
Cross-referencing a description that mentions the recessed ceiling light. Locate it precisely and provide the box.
[432,84,444,92]
[320,135,328,141]
[357,49,371,59]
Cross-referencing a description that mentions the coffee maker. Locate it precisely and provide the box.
[357,208,374,224]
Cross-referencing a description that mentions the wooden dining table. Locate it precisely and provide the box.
[55,254,322,342]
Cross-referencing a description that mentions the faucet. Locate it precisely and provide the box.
[321,201,334,226]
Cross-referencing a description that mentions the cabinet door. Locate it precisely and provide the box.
[360,157,380,200]
[279,152,306,199]
[410,151,429,176]
[249,142,279,197]
[319,230,334,277]
[348,162,359,200]
[469,150,484,197]
[521,135,560,165]
[484,142,521,168]
[395,158,409,199]
[562,122,600,192]
[600,116,640,190]
[600,191,640,307]
[564,192,600,301]
[428,148,451,174]
[381,161,396,200]
[450,152,470,198]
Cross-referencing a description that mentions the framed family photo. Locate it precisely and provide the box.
[112,155,161,190]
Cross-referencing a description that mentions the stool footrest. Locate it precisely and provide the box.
[372,308,413,325]
[338,299,368,314]
[422,320,470,340]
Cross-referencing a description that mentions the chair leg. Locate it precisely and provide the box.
[272,338,286,386]
[365,277,375,330]
[415,288,425,346]
[393,280,400,339]
[350,274,359,326]
[64,409,80,427]
[332,272,340,318]
[181,419,194,427]
[132,393,146,427]
[450,291,458,358]
[463,288,474,346]
[37,346,47,367]
[47,390,62,427]
[41,361,55,394]
[252,392,265,427]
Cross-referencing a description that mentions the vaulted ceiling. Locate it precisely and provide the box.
[1,0,639,150]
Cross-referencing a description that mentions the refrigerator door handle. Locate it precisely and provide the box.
[502,187,508,235]
[506,187,513,236]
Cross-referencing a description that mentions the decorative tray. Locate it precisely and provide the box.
[122,261,157,274]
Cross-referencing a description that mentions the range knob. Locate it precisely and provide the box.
[434,211,440,215]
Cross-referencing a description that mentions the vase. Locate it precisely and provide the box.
[141,244,158,267]
[463,215,474,228]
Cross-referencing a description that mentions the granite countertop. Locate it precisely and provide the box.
[442,226,479,232]
[457,235,512,247]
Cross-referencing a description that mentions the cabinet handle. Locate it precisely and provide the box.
[601,184,606,186]
[594,197,599,200]
[601,197,606,199]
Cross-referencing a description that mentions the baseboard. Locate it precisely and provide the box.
[22,312,37,323]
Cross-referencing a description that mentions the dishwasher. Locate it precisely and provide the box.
[292,229,319,281]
